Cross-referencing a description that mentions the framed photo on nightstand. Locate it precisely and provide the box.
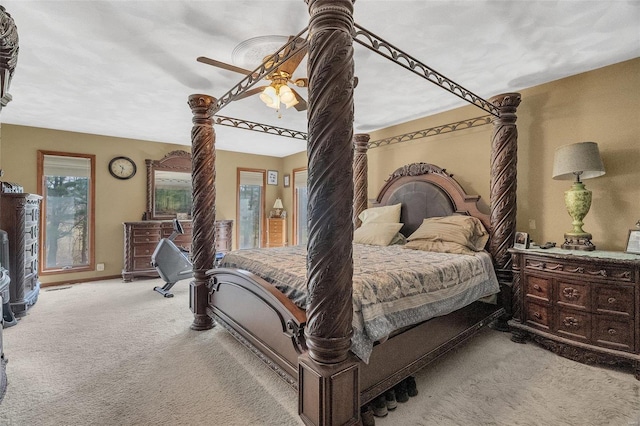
[267,170,278,186]
[626,229,640,254]
[514,231,529,249]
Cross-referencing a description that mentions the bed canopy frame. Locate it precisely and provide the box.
[186,1,520,424]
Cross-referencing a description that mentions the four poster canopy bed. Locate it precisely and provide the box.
[186,1,520,425]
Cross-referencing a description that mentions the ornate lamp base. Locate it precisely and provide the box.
[562,233,596,251]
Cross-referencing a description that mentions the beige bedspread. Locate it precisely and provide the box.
[220,244,499,363]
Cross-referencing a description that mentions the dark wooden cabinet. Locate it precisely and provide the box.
[509,248,640,379]
[122,219,233,281]
[0,193,42,317]
[266,218,287,248]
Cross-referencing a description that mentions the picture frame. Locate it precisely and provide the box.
[626,229,640,254]
[514,231,530,250]
[283,174,290,188]
[267,170,278,186]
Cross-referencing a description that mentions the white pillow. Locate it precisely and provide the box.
[358,203,401,224]
[354,222,404,246]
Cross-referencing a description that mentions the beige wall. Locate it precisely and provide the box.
[0,125,284,284]
[283,58,640,252]
[1,58,637,284]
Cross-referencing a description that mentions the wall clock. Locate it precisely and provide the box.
[108,156,137,180]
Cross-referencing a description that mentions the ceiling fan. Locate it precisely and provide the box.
[198,36,308,115]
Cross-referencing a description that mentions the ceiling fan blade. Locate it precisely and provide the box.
[235,86,266,100]
[197,56,255,76]
[290,88,308,111]
[278,36,308,76]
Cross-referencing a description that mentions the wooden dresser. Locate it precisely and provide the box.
[0,193,43,317]
[509,248,640,379]
[122,219,233,281]
[266,218,287,248]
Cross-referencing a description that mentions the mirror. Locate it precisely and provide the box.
[144,150,192,220]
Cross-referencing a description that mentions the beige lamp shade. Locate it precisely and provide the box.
[273,198,284,209]
[552,141,605,181]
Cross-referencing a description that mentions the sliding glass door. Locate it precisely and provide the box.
[237,169,265,249]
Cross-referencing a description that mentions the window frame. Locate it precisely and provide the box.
[37,150,96,275]
[292,167,308,246]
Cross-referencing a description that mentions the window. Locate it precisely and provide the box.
[237,169,265,249]
[292,168,308,246]
[38,151,95,273]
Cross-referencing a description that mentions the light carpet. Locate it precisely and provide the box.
[0,278,638,426]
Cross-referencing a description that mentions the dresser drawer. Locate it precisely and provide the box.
[133,257,154,271]
[133,244,156,258]
[555,308,590,342]
[269,223,284,232]
[525,275,551,302]
[556,280,590,311]
[594,316,634,352]
[594,285,634,317]
[524,256,635,283]
[133,228,162,237]
[525,301,551,330]
[133,234,161,244]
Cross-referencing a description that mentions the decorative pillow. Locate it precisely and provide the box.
[358,203,402,224]
[403,239,476,255]
[406,215,489,251]
[354,222,404,246]
[389,232,407,246]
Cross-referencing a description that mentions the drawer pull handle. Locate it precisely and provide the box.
[562,317,579,328]
[533,312,541,319]
[608,328,617,335]
[562,287,580,300]
[607,297,616,304]
[533,284,541,291]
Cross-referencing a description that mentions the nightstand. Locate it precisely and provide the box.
[508,247,640,379]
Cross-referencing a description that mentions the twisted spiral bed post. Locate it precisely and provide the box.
[353,133,370,229]
[489,92,521,319]
[298,1,360,425]
[188,94,217,331]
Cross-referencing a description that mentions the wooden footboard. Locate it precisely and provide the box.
[207,267,307,386]
[207,267,504,402]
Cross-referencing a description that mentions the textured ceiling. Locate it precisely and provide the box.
[1,1,639,157]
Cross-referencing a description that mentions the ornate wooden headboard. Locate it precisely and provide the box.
[372,163,490,238]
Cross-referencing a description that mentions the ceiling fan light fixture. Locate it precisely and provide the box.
[260,86,279,108]
[279,85,296,105]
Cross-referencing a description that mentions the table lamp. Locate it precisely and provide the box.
[552,141,605,250]
[273,198,284,218]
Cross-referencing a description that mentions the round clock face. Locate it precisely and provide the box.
[109,156,137,180]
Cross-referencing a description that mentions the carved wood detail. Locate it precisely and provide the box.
[489,93,521,277]
[188,94,217,331]
[352,133,369,229]
[0,6,18,111]
[304,0,356,366]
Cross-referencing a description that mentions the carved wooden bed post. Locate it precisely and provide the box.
[489,92,521,320]
[0,6,18,112]
[299,0,359,425]
[188,94,217,331]
[352,133,370,228]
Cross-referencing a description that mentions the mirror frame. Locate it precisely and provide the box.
[144,150,192,220]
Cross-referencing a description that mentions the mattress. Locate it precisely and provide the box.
[220,243,500,363]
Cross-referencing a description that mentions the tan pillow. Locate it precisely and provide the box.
[403,240,476,255]
[354,222,404,246]
[407,215,489,251]
[358,203,402,224]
